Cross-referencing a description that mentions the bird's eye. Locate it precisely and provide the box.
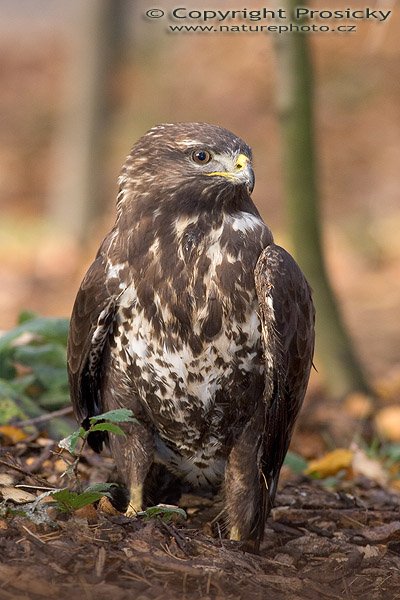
[192,150,212,165]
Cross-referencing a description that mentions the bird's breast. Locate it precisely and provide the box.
[110,211,269,465]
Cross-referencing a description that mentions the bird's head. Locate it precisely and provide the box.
[117,123,255,215]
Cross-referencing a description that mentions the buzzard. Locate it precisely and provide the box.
[68,122,315,549]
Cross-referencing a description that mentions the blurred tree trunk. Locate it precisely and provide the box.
[274,1,372,398]
[48,0,131,244]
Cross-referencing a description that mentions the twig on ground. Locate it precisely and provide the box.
[20,525,47,545]
[26,443,56,473]
[159,520,192,556]
[15,484,56,491]
[14,406,74,427]
[0,457,51,487]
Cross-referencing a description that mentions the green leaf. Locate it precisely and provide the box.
[284,451,308,474]
[0,317,69,353]
[383,443,400,463]
[37,389,70,410]
[0,315,74,439]
[50,484,115,513]
[0,394,27,422]
[90,422,125,436]
[0,316,69,385]
[14,343,67,369]
[83,483,116,495]
[6,374,36,395]
[320,474,345,489]
[49,489,79,512]
[89,408,136,424]
[59,427,86,454]
[13,343,68,391]
[50,489,97,512]
[0,379,42,420]
[18,310,39,324]
[137,505,187,523]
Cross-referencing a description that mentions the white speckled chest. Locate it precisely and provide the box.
[110,211,270,487]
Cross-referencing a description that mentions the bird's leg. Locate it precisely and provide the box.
[224,412,265,546]
[225,449,259,542]
[229,525,241,541]
[126,483,143,517]
[108,419,153,517]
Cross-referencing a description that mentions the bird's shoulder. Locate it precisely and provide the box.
[254,243,315,384]
[67,230,132,421]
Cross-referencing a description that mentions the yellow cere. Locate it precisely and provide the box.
[235,154,249,170]
[206,153,249,179]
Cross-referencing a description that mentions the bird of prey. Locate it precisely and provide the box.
[68,122,315,549]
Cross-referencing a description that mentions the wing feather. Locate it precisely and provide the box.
[67,243,126,427]
[254,244,315,507]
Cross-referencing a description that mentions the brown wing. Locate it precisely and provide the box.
[254,243,315,508]
[67,243,126,430]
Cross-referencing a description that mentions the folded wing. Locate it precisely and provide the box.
[254,244,315,509]
[67,245,127,448]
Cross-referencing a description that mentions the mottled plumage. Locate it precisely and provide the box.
[68,122,315,549]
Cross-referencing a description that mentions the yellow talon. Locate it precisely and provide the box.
[125,484,143,517]
[229,526,241,541]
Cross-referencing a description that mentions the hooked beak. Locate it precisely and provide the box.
[236,154,255,193]
[206,153,255,194]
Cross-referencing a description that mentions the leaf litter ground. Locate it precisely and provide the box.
[1,439,400,600]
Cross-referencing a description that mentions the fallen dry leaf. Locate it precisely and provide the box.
[360,522,400,544]
[53,458,68,473]
[375,405,400,442]
[344,392,374,419]
[0,486,36,503]
[98,496,120,516]
[0,473,15,486]
[374,370,400,402]
[305,448,353,478]
[74,504,98,522]
[36,437,54,447]
[359,545,383,559]
[0,425,28,444]
[0,564,59,596]
[389,479,400,492]
[351,443,389,486]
